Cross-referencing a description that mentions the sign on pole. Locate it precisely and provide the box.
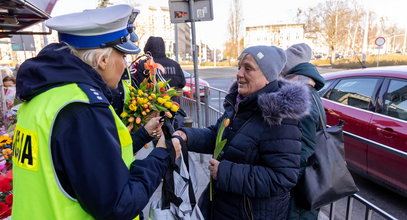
[169,0,213,23]
[375,37,385,67]
[168,0,213,129]
[375,37,385,46]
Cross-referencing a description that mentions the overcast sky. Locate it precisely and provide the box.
[51,0,407,48]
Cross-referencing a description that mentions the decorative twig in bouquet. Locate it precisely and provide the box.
[120,54,182,132]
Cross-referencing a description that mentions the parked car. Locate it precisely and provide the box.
[182,70,210,100]
[318,66,407,196]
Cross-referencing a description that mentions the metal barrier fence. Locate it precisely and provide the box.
[180,86,225,128]
[180,85,399,220]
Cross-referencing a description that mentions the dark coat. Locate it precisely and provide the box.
[286,63,326,220]
[180,79,311,220]
[16,43,170,219]
[135,36,186,89]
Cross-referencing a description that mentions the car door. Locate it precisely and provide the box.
[322,77,381,172]
[368,78,407,193]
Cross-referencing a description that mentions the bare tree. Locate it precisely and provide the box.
[97,0,112,8]
[298,0,358,63]
[223,0,243,60]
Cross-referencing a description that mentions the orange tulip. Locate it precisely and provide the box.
[165,111,173,118]
[136,117,141,124]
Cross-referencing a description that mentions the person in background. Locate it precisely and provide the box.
[3,75,16,88]
[173,45,311,219]
[134,36,187,129]
[280,43,326,220]
[135,36,186,91]
[13,64,20,77]
[13,5,180,220]
[2,75,16,113]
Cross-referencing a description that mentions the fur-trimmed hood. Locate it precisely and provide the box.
[229,79,311,125]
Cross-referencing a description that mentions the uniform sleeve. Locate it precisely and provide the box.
[216,125,302,198]
[51,102,170,220]
[130,126,153,153]
[178,114,226,154]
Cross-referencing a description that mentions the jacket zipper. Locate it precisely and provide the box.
[224,95,238,121]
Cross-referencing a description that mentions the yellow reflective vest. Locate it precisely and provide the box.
[12,83,138,219]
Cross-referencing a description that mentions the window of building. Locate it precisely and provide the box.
[382,79,407,121]
[325,77,379,110]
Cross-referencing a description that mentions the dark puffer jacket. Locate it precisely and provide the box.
[180,79,311,220]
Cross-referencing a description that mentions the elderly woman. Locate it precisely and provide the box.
[13,5,179,220]
[174,46,311,219]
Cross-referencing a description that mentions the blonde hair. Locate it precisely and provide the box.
[63,44,114,69]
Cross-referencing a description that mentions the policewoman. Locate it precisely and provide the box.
[13,5,180,220]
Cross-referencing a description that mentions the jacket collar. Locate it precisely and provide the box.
[226,79,311,125]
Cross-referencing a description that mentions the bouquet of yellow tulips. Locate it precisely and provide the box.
[120,57,182,131]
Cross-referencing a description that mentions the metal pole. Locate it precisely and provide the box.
[189,0,202,128]
[201,86,210,163]
[362,11,369,63]
[403,28,407,55]
[174,23,179,62]
[329,202,336,219]
[0,78,7,127]
[377,48,380,67]
[213,47,216,67]
[346,196,354,220]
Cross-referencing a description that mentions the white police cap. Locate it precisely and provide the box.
[45,4,140,54]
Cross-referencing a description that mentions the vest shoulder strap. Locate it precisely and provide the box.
[76,83,110,106]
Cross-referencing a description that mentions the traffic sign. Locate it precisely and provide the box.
[375,37,385,46]
[169,0,213,23]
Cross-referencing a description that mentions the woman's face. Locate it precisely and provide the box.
[236,54,269,97]
[3,80,15,88]
[97,49,127,89]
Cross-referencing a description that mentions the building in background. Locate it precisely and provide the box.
[133,2,192,62]
[244,24,305,49]
[304,32,330,59]
[244,23,332,59]
[176,23,192,62]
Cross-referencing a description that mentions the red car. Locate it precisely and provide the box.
[319,66,407,196]
[182,70,210,100]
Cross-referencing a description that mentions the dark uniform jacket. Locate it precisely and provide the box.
[16,43,170,220]
[180,79,311,220]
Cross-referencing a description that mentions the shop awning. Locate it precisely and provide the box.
[0,0,56,38]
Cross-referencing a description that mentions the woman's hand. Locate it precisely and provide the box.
[156,135,181,159]
[208,159,220,180]
[172,130,187,142]
[144,117,163,138]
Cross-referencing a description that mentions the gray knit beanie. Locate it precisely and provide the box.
[240,45,287,82]
[282,43,312,74]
